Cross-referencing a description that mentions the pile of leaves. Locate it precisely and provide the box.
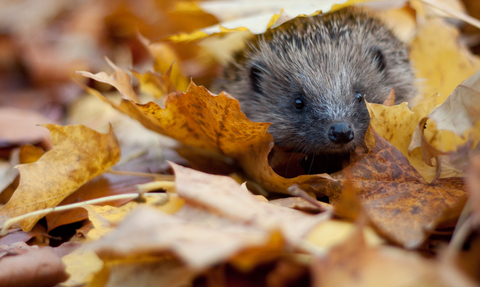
[1,0,480,286]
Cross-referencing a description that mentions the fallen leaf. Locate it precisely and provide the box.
[306,220,384,250]
[87,205,280,269]
[0,107,53,149]
[45,174,151,232]
[410,18,480,105]
[61,246,104,287]
[320,130,466,247]
[269,197,329,214]
[83,193,184,240]
[0,241,36,259]
[167,0,385,42]
[79,68,327,194]
[466,154,480,225]
[409,69,480,167]
[18,145,44,164]
[367,97,439,181]
[0,124,120,231]
[92,257,196,287]
[171,163,330,246]
[0,246,69,287]
[312,227,448,287]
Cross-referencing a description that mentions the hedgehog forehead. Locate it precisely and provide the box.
[252,42,364,99]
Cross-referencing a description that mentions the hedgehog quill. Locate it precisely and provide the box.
[213,7,416,173]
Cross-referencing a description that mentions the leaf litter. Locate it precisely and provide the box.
[1,0,480,286]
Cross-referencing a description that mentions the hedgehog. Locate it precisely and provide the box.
[212,7,416,173]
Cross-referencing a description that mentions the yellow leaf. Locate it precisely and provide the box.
[0,124,120,231]
[62,247,104,287]
[88,256,196,287]
[306,220,384,249]
[166,0,375,42]
[410,18,480,104]
[85,194,185,240]
[368,97,441,182]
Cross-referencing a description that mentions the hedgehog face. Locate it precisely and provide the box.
[212,7,416,159]
[245,53,372,156]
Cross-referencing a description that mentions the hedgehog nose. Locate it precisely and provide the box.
[328,123,354,144]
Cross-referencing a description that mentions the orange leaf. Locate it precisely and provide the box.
[0,124,120,231]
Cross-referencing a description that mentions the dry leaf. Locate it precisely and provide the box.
[0,108,53,149]
[96,257,196,287]
[79,68,327,194]
[367,97,440,181]
[61,247,104,287]
[0,124,120,231]
[83,194,184,240]
[0,246,69,287]
[321,130,466,247]
[44,174,151,232]
[409,69,480,167]
[420,68,480,136]
[466,154,480,225]
[167,0,393,42]
[312,227,448,287]
[410,18,480,105]
[171,163,330,246]
[87,206,279,269]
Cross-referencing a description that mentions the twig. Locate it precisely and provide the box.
[0,193,164,236]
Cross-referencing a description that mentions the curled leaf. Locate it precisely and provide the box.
[0,124,120,231]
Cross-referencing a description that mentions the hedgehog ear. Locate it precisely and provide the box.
[250,64,264,94]
[370,46,386,72]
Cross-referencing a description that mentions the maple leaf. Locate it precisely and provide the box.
[78,65,328,194]
[0,124,121,231]
[319,129,466,247]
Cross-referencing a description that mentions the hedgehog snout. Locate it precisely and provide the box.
[328,122,354,144]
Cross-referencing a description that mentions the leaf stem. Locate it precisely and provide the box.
[0,193,163,236]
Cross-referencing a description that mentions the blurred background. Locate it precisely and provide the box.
[1,0,480,152]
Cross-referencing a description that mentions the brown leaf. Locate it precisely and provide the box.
[87,205,279,269]
[321,129,466,247]
[171,163,330,246]
[0,124,121,231]
[312,227,448,287]
[382,88,396,107]
[0,108,53,149]
[77,58,140,102]
[78,70,328,194]
[0,241,35,259]
[333,176,362,221]
[466,154,480,226]
[269,197,329,214]
[0,246,69,287]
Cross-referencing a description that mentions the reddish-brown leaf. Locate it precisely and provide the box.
[321,130,466,247]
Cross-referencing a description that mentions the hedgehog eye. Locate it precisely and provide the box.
[250,66,263,94]
[370,46,386,72]
[354,92,364,103]
[294,98,304,110]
